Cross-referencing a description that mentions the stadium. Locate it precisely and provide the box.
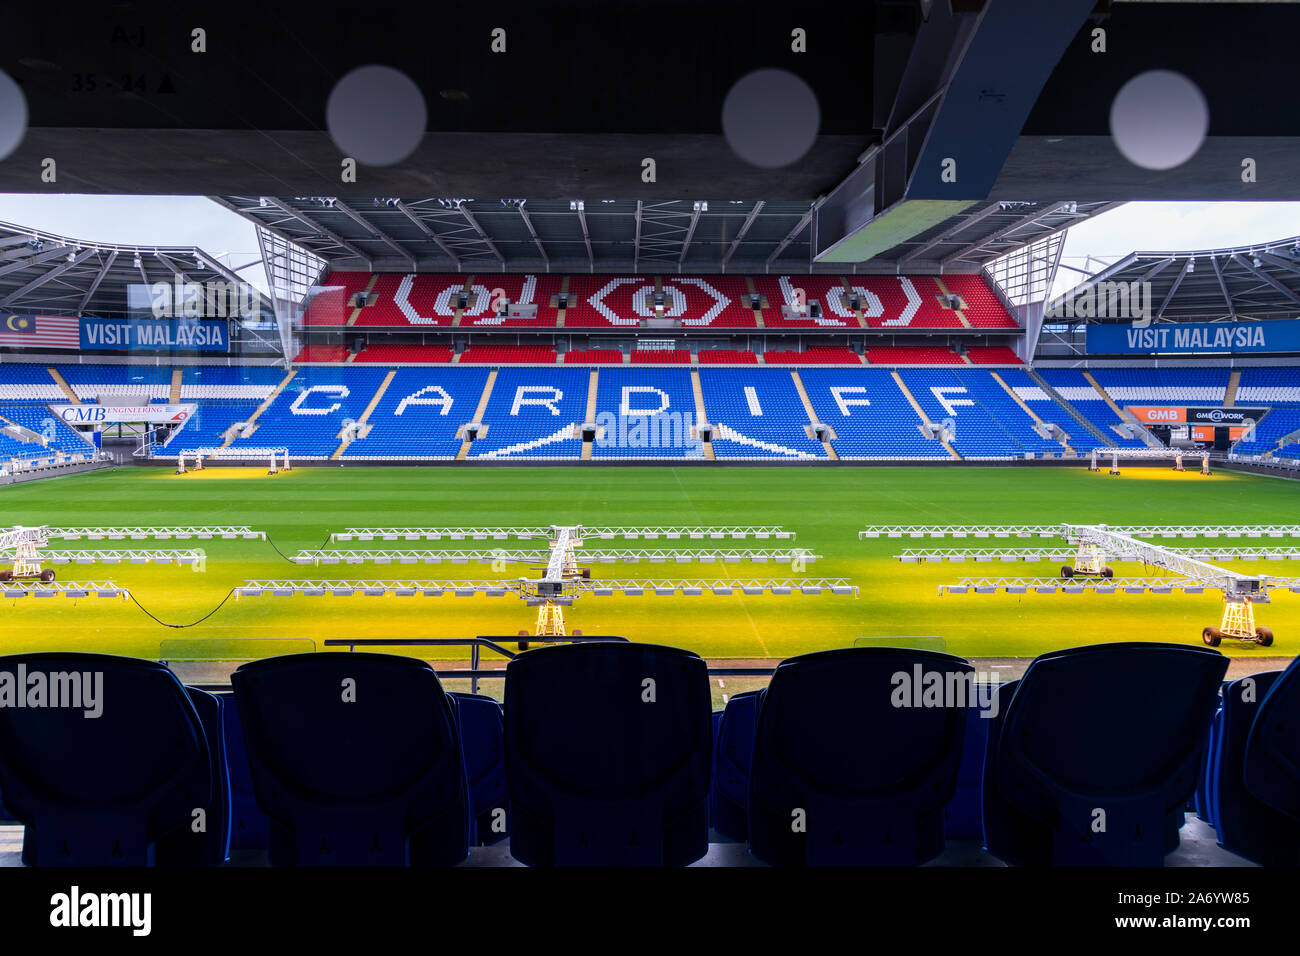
[0,0,1296,932]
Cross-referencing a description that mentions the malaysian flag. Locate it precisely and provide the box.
[0,314,82,349]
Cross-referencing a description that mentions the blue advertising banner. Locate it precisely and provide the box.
[1086,319,1300,355]
[79,316,230,352]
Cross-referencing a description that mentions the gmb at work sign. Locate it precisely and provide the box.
[1086,319,1300,354]
[79,316,230,351]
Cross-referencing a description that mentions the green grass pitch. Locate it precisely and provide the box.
[0,464,1296,664]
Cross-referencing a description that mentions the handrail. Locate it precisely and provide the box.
[321,635,632,692]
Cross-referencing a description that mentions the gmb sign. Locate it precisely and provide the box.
[49,404,196,425]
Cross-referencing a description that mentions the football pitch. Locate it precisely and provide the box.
[0,463,1297,664]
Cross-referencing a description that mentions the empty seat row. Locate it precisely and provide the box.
[3,642,1287,867]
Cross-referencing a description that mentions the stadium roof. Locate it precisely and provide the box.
[216,195,1119,275]
[0,221,267,319]
[1057,234,1300,323]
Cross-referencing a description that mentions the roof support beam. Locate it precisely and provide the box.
[677,202,703,267]
[333,199,417,270]
[942,202,1068,264]
[721,201,765,267]
[1231,253,1300,307]
[1210,255,1235,319]
[0,244,77,279]
[393,201,459,267]
[898,200,1003,263]
[517,201,548,266]
[0,248,99,308]
[1155,257,1194,319]
[633,200,643,272]
[454,202,503,262]
[77,250,118,313]
[574,201,593,270]
[262,198,373,268]
[766,206,815,267]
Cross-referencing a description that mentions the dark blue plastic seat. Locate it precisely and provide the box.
[1211,671,1296,864]
[748,647,975,866]
[983,642,1227,866]
[217,691,272,851]
[504,642,712,866]
[231,652,469,866]
[944,682,998,840]
[448,692,508,845]
[1243,655,1300,863]
[0,652,212,866]
[153,688,231,865]
[711,689,763,842]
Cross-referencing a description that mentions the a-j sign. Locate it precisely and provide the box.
[49,404,196,425]
[1086,319,1300,354]
[79,316,229,351]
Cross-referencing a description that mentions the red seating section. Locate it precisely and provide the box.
[697,349,758,364]
[301,272,370,327]
[355,345,453,363]
[458,345,557,364]
[562,275,648,328]
[866,346,961,365]
[662,276,757,327]
[963,346,1022,365]
[563,348,623,364]
[292,344,350,363]
[354,274,459,327]
[942,275,1019,329]
[300,272,1017,331]
[630,349,691,364]
[763,347,861,365]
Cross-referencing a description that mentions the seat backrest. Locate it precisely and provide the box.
[748,647,975,866]
[1245,655,1300,830]
[1213,671,1297,865]
[504,642,712,866]
[0,652,210,866]
[996,642,1227,866]
[447,692,507,846]
[217,690,271,851]
[231,652,468,866]
[944,682,999,840]
[154,688,231,866]
[711,689,763,842]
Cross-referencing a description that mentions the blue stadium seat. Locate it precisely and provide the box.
[216,691,272,852]
[448,692,508,846]
[1210,671,1297,864]
[504,642,712,866]
[944,682,998,840]
[230,652,469,866]
[1243,655,1300,863]
[0,652,212,866]
[154,688,231,866]
[982,642,1227,866]
[748,647,975,866]
[711,689,763,842]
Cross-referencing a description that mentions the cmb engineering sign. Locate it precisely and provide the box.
[49,404,196,425]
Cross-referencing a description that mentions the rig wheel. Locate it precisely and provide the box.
[1202,626,1222,648]
[517,629,530,651]
[1101,567,1114,579]
[0,570,10,582]
[1256,627,1274,647]
[1060,566,1075,579]
[39,569,55,583]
